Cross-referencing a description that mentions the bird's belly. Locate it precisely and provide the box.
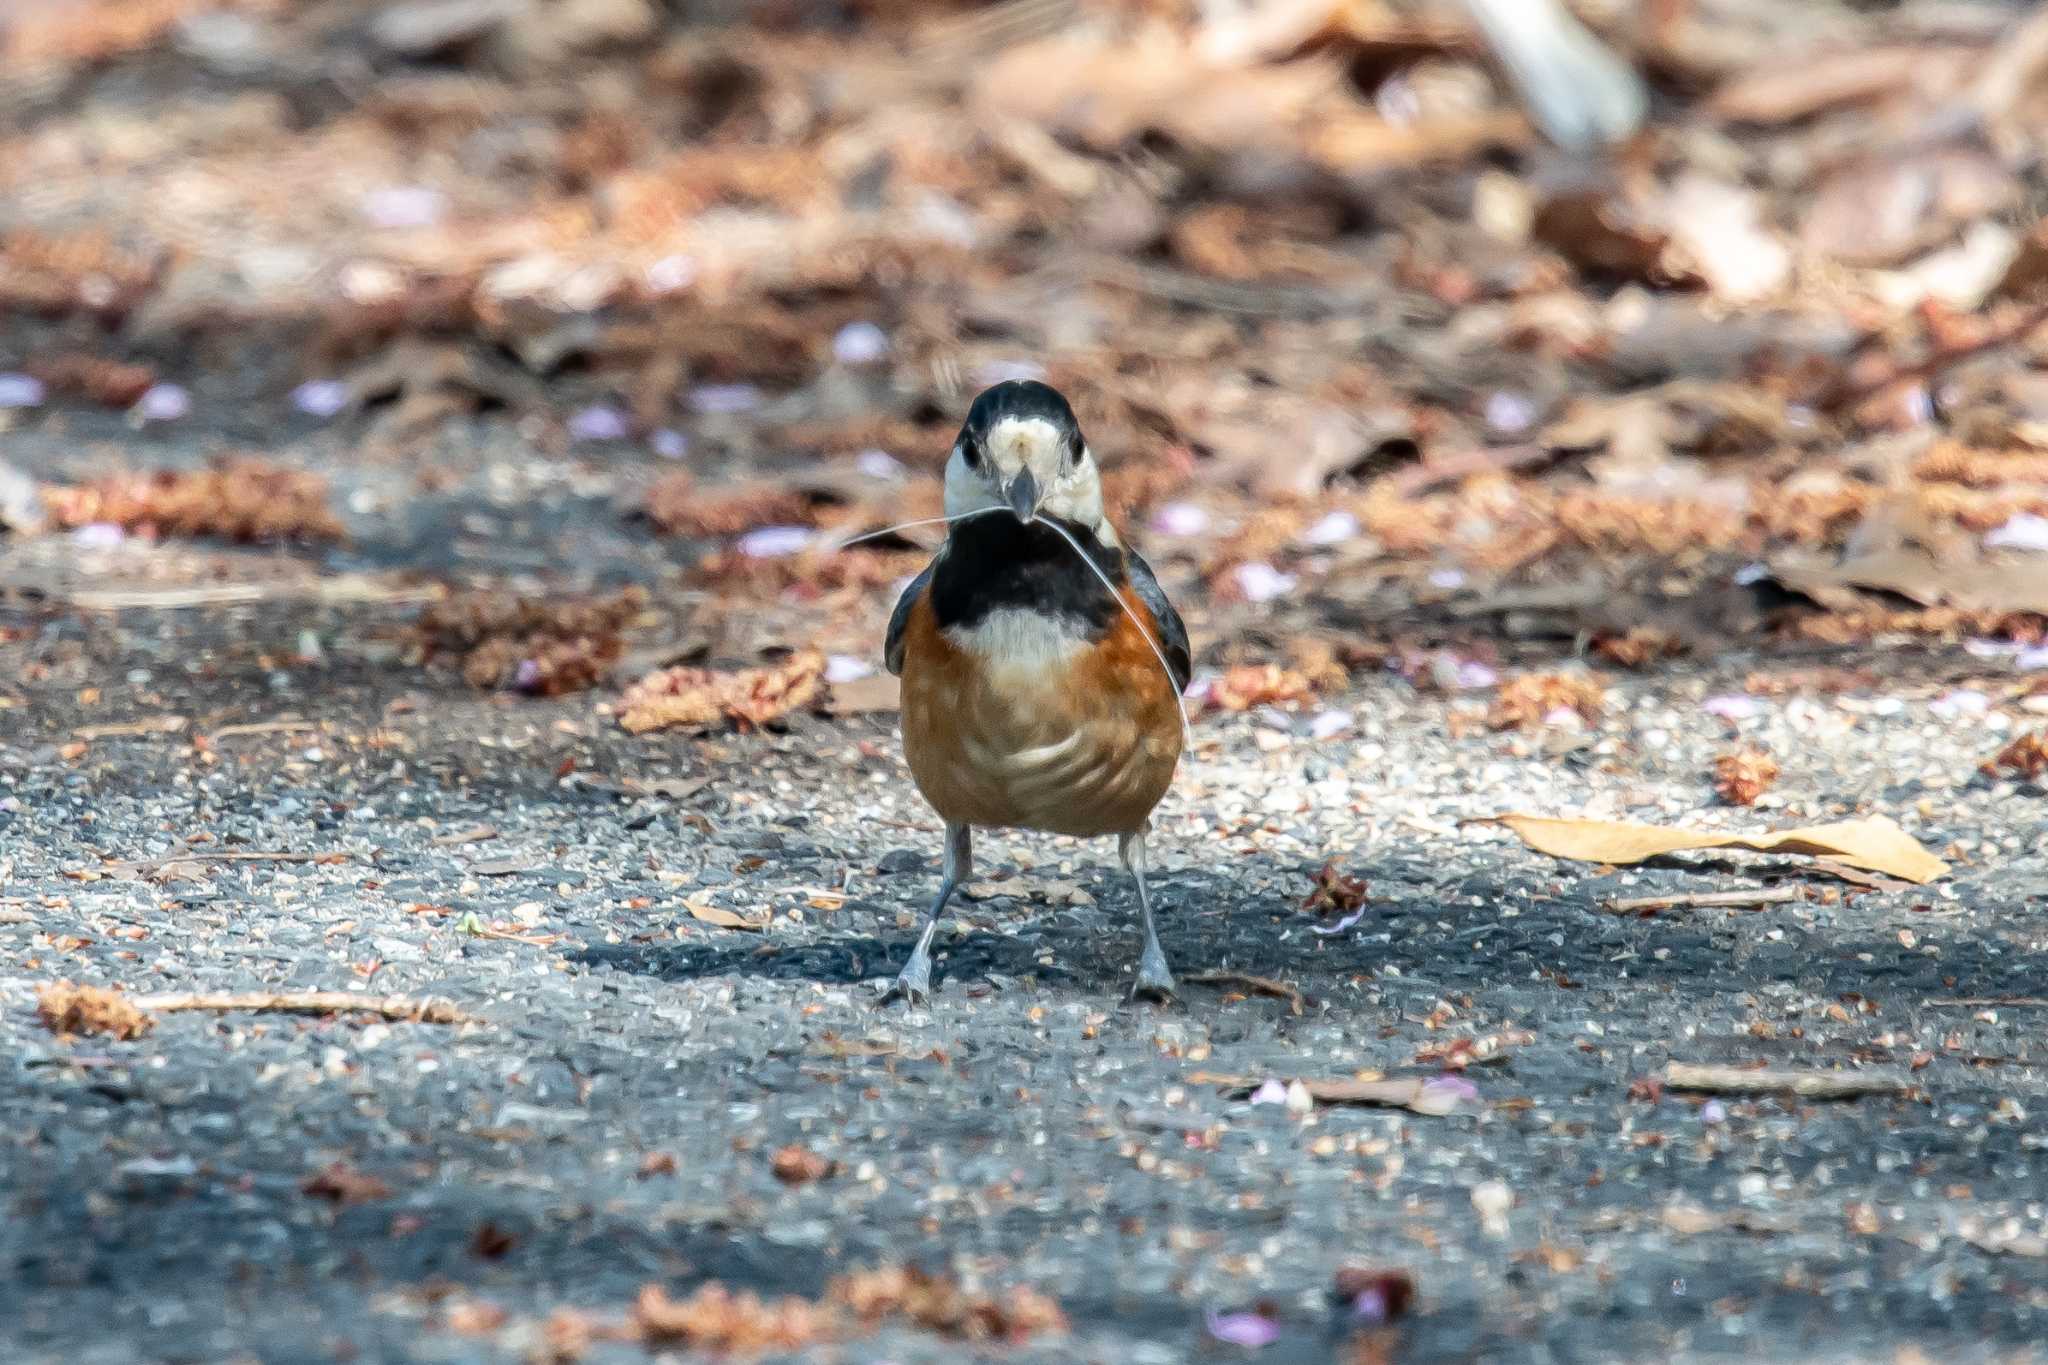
[901,655,1181,837]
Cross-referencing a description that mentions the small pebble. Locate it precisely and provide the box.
[690,383,761,415]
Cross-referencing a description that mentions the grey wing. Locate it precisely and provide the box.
[883,559,936,677]
[1125,549,1191,695]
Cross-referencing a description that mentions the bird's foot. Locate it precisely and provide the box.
[879,951,934,1007]
[1128,944,1177,1003]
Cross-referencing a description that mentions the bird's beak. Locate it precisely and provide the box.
[1005,468,1039,523]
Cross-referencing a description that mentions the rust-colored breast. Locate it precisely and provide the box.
[897,590,1183,837]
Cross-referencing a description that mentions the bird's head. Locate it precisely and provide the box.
[943,379,1113,544]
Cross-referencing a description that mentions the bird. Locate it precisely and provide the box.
[881,379,1191,1005]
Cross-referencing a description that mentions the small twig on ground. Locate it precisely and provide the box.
[430,825,499,846]
[208,719,318,742]
[1181,971,1305,1015]
[73,716,188,740]
[1381,444,1550,499]
[1817,296,2048,414]
[1604,886,1801,914]
[1661,1063,1909,1098]
[133,991,474,1024]
[1926,997,2048,1008]
[64,577,444,611]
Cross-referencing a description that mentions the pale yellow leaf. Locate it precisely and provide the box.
[683,891,767,931]
[1490,813,1948,884]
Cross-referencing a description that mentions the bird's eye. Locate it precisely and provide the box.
[958,439,979,471]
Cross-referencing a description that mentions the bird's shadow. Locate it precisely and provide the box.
[568,864,1316,999]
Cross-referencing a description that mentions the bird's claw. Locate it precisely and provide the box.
[879,955,933,1008]
[1128,946,1177,1004]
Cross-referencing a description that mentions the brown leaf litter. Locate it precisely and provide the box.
[24,352,157,407]
[1202,664,1319,713]
[410,586,650,695]
[1302,863,1369,917]
[36,981,153,1040]
[644,475,818,538]
[42,458,344,544]
[1488,672,1606,730]
[1713,749,1781,806]
[444,1267,1065,1358]
[616,651,826,735]
[301,1162,395,1205]
[829,1265,1066,1344]
[1983,731,2048,780]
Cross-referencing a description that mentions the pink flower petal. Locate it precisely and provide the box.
[291,379,349,418]
[737,526,814,558]
[825,655,873,684]
[1205,1310,1279,1349]
[1986,512,2048,553]
[1233,562,1297,604]
[1151,502,1209,537]
[1310,907,1365,936]
[0,374,47,408]
[833,321,890,365]
[134,383,189,422]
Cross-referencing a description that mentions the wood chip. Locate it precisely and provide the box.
[1603,886,1802,914]
[1660,1063,1911,1099]
[72,715,188,740]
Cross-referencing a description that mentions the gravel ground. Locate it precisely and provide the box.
[4,420,2048,1365]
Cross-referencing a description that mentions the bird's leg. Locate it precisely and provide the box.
[882,822,971,1006]
[1120,829,1176,1002]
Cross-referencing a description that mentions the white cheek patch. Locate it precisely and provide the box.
[945,607,1088,679]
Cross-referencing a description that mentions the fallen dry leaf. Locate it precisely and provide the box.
[35,980,153,1040]
[617,652,825,734]
[1713,749,1781,806]
[683,891,768,931]
[1488,813,1948,884]
[823,672,900,716]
